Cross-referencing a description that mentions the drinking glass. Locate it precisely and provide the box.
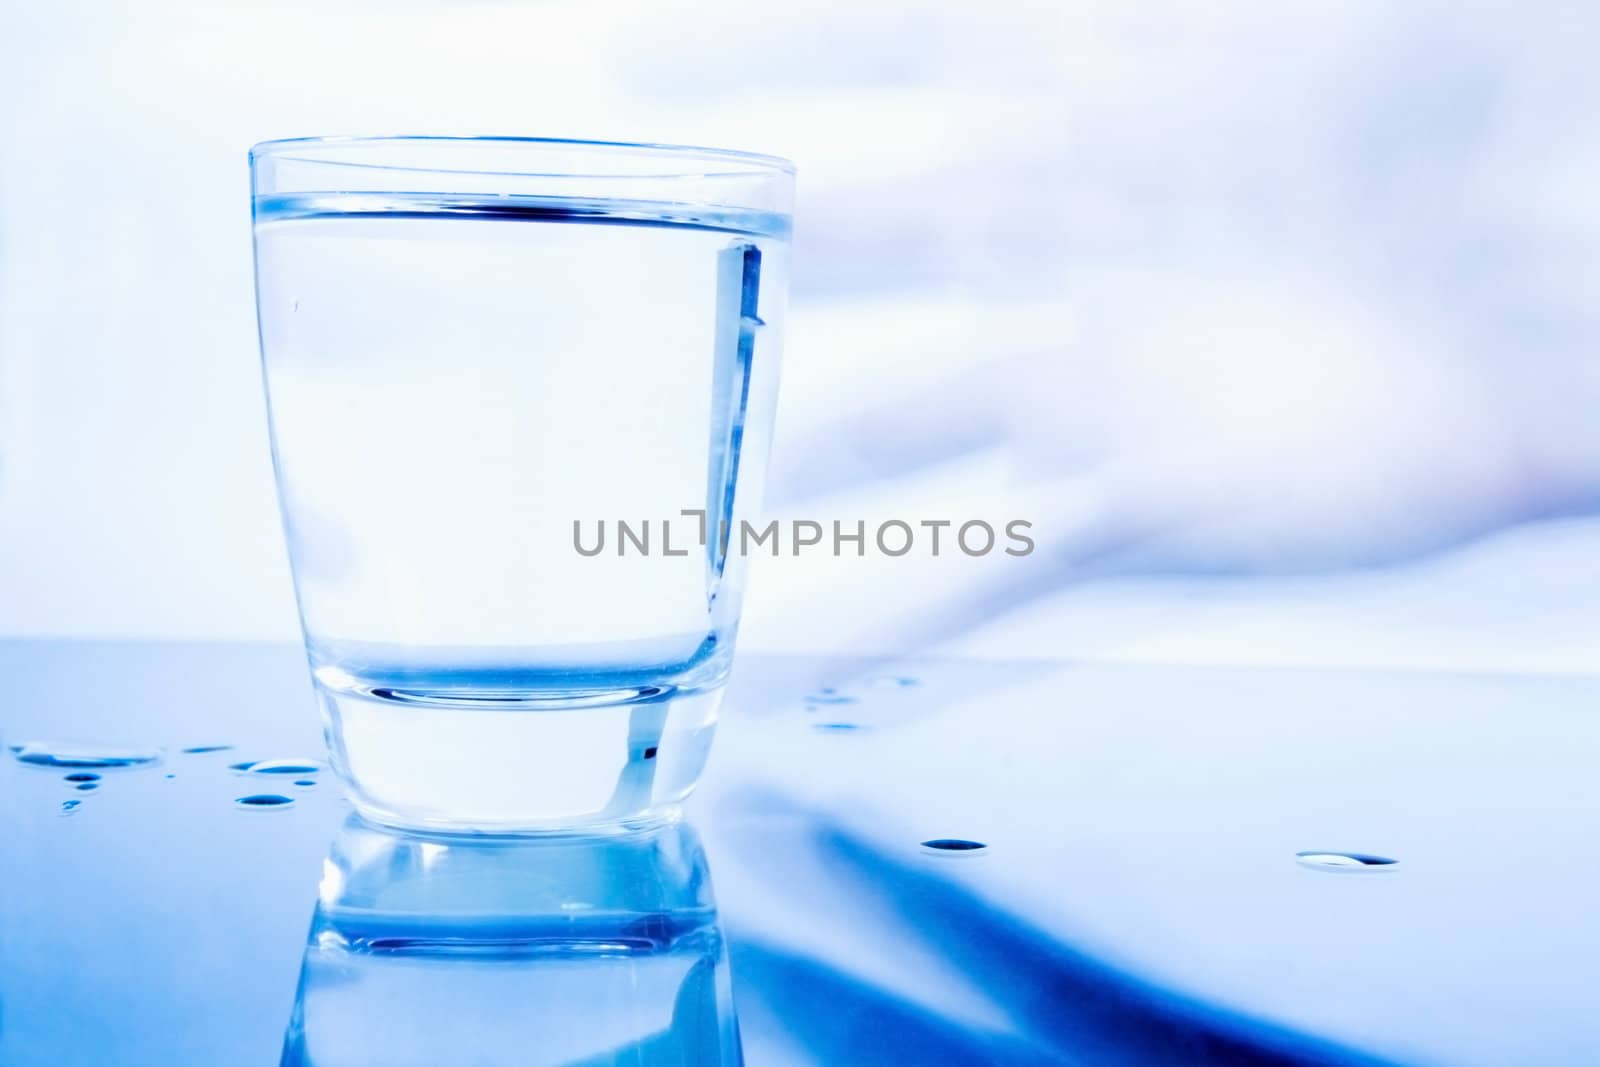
[250,136,793,832]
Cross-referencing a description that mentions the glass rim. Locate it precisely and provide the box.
[249,135,797,179]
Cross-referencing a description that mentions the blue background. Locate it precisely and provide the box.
[1,1,1598,673]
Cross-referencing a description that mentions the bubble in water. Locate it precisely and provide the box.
[236,794,295,809]
[247,758,323,776]
[293,779,316,787]
[1295,851,1398,871]
[166,774,176,779]
[61,799,82,814]
[813,722,865,732]
[10,741,162,769]
[921,838,987,853]
[64,772,101,783]
[75,782,99,792]
[181,745,234,754]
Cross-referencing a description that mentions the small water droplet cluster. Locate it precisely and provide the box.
[8,743,163,813]
[231,756,323,808]
[800,674,920,728]
[13,740,326,817]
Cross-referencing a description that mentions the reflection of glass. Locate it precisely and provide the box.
[250,137,794,832]
[281,816,741,1066]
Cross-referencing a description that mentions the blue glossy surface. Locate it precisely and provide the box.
[2,640,1597,1065]
[282,817,739,1066]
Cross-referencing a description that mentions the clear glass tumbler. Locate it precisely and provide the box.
[250,137,793,832]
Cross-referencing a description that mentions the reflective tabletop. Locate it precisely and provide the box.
[2,640,1596,1065]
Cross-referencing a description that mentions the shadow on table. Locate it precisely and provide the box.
[720,794,1406,1067]
[279,815,740,1066]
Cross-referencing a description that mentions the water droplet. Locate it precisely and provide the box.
[246,758,323,776]
[864,675,919,689]
[806,694,858,706]
[236,794,294,809]
[61,799,82,814]
[813,722,864,732]
[1295,851,1398,871]
[228,761,256,772]
[10,741,162,769]
[63,772,101,783]
[181,745,233,754]
[75,782,99,792]
[165,773,176,779]
[921,838,987,852]
[293,779,316,787]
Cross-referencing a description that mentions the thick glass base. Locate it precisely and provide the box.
[317,680,724,834]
